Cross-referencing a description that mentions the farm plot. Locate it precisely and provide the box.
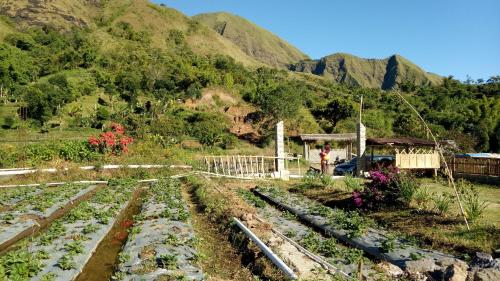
[237,188,385,279]
[0,179,137,281]
[113,178,204,281]
[0,183,99,248]
[0,186,46,210]
[254,187,461,270]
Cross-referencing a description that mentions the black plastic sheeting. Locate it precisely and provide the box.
[254,188,456,269]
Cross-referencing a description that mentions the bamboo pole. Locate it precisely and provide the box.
[394,90,470,230]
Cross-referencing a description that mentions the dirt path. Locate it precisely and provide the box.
[182,184,254,281]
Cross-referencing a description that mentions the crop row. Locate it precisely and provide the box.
[254,187,455,269]
[0,179,137,281]
[0,183,99,247]
[0,186,46,209]
[113,178,204,281]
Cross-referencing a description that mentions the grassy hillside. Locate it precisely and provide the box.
[290,53,442,89]
[194,12,309,68]
[0,0,260,66]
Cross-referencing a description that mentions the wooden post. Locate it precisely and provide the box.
[249,156,254,176]
[205,157,210,173]
[261,157,265,177]
[226,156,231,176]
[219,157,225,175]
[297,157,301,176]
[232,156,238,176]
[238,155,244,177]
[213,158,219,175]
[244,156,249,177]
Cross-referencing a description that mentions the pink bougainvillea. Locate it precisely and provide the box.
[352,166,401,209]
[88,123,133,155]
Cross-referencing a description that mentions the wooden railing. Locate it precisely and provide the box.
[449,157,500,176]
[203,155,300,178]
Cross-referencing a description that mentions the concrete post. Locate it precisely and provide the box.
[275,121,285,172]
[356,122,366,177]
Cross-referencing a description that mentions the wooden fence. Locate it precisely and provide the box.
[449,157,500,176]
[203,155,300,178]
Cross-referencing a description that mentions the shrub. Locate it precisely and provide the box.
[458,180,488,223]
[2,116,15,129]
[413,187,432,210]
[344,175,363,191]
[396,173,419,205]
[432,192,453,215]
[88,123,133,155]
[58,140,99,162]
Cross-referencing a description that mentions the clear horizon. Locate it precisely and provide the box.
[155,0,500,81]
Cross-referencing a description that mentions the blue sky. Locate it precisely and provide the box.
[154,0,500,81]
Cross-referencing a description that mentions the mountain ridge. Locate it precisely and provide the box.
[290,53,442,89]
[193,12,309,68]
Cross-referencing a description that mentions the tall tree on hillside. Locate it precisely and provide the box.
[314,98,355,129]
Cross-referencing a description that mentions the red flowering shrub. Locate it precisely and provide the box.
[88,123,133,155]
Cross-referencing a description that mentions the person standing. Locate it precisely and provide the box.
[323,142,331,174]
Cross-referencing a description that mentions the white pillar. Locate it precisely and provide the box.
[356,122,366,177]
[275,121,285,172]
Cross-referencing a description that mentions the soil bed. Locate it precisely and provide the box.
[74,187,144,281]
[254,187,459,269]
[0,184,103,253]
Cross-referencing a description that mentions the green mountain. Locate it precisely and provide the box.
[0,0,260,66]
[290,53,442,89]
[194,12,309,68]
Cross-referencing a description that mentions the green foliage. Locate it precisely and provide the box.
[396,174,419,205]
[237,188,266,208]
[0,250,43,279]
[313,98,355,129]
[188,112,229,147]
[344,175,364,191]
[458,180,489,223]
[158,253,177,270]
[432,192,453,215]
[412,186,432,210]
[380,234,397,253]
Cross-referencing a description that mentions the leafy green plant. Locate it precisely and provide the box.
[380,234,397,253]
[0,250,43,279]
[158,253,178,270]
[458,180,488,223]
[432,192,453,215]
[57,254,76,270]
[344,175,363,191]
[410,252,424,260]
[41,272,56,281]
[412,187,432,210]
[396,174,419,205]
[237,188,266,208]
[118,252,131,264]
[318,238,339,257]
[64,240,84,255]
[301,231,321,253]
[82,224,100,234]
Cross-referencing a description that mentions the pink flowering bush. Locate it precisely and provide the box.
[352,166,411,209]
[88,123,134,155]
